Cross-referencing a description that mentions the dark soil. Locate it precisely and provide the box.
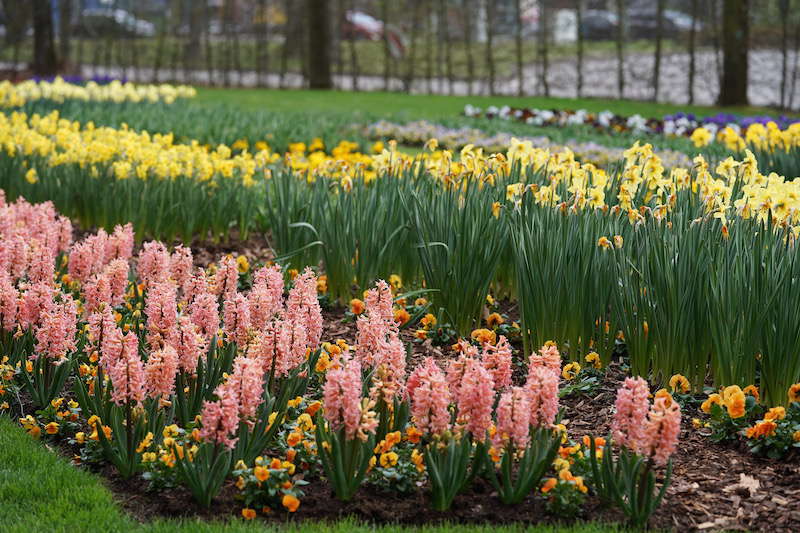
[21,238,800,531]
[59,338,800,532]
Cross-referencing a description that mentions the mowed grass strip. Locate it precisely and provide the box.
[0,416,620,533]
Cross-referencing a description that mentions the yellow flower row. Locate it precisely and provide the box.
[690,121,800,153]
[0,77,196,107]
[6,110,800,229]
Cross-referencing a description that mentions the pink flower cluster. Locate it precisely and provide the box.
[322,353,367,441]
[456,358,495,438]
[199,386,241,449]
[287,268,323,349]
[407,357,451,435]
[353,280,407,402]
[494,386,532,449]
[105,332,146,406]
[407,340,562,448]
[33,295,77,361]
[528,343,562,377]
[0,196,71,282]
[611,377,651,453]
[525,366,559,427]
[611,377,682,464]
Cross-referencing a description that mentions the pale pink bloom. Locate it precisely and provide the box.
[643,395,681,465]
[189,291,219,340]
[0,274,18,331]
[445,341,480,395]
[137,241,171,286]
[494,386,532,450]
[223,356,265,421]
[68,242,93,283]
[108,332,145,406]
[481,335,512,390]
[145,345,179,399]
[223,292,251,347]
[83,272,112,314]
[170,245,193,289]
[104,259,130,307]
[57,216,73,252]
[6,233,29,280]
[408,357,451,436]
[322,353,364,440]
[373,336,407,401]
[248,265,283,330]
[525,366,559,427]
[456,358,495,440]
[355,280,396,367]
[528,343,562,377]
[213,256,238,300]
[173,316,206,375]
[364,280,394,324]
[18,281,54,329]
[86,309,118,365]
[253,264,284,302]
[250,318,306,377]
[199,386,240,449]
[144,282,178,348]
[68,231,108,283]
[286,267,322,348]
[105,223,134,262]
[96,321,125,374]
[33,294,77,360]
[249,326,278,376]
[611,376,651,453]
[183,270,210,305]
[27,239,55,285]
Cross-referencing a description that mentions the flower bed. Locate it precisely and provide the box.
[463,104,800,151]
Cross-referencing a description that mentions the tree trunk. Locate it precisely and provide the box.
[32,0,59,76]
[538,0,550,97]
[257,0,270,87]
[576,0,584,97]
[718,0,749,106]
[652,0,665,101]
[405,0,421,92]
[463,0,474,96]
[425,2,433,93]
[280,0,291,88]
[485,0,495,95]
[348,0,359,90]
[440,0,454,94]
[307,0,332,89]
[515,0,524,96]
[382,0,391,90]
[615,0,625,99]
[59,0,73,72]
[688,0,697,104]
[170,0,183,83]
[204,0,214,86]
[780,0,790,108]
[790,17,800,109]
[336,0,345,82]
[711,0,723,90]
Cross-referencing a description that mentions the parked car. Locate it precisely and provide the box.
[342,10,405,59]
[628,9,702,39]
[76,8,155,38]
[579,9,618,40]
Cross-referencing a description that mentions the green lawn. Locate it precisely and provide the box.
[194,87,781,121]
[0,416,617,533]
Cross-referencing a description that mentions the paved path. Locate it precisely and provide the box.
[6,49,798,109]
